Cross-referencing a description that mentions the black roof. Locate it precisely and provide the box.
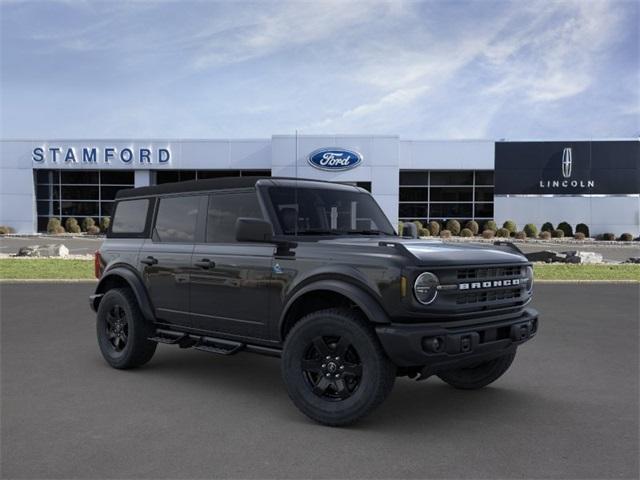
[115,176,358,199]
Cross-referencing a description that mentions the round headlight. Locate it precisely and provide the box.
[414,272,439,305]
[525,266,534,293]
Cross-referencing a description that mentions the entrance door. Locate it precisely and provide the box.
[189,190,273,339]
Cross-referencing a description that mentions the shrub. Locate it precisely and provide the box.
[86,225,101,235]
[514,231,527,240]
[574,232,586,240]
[575,223,590,238]
[524,223,538,238]
[484,220,497,232]
[47,218,61,234]
[618,233,633,242]
[496,228,510,238]
[599,232,615,241]
[64,217,81,234]
[397,222,404,236]
[464,220,479,235]
[0,225,15,234]
[81,217,96,231]
[552,229,565,238]
[541,222,554,233]
[440,229,452,238]
[557,221,573,238]
[539,231,551,240]
[428,220,441,236]
[53,225,65,234]
[445,219,461,235]
[460,228,473,237]
[502,220,517,234]
[481,229,495,239]
[419,228,431,237]
[100,216,111,232]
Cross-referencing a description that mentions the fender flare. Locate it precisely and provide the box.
[94,266,156,323]
[279,279,391,337]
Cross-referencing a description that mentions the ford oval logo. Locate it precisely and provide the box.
[307,148,362,171]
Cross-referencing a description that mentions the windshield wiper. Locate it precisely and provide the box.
[295,229,348,236]
[346,230,385,235]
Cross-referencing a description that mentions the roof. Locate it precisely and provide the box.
[115,176,359,199]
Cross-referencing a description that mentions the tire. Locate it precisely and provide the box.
[437,350,516,390]
[281,308,396,426]
[96,288,157,369]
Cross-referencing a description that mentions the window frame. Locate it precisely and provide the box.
[107,197,155,238]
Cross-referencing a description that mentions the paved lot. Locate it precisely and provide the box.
[1,283,638,479]
[2,236,639,261]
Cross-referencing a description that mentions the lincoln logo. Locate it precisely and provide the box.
[562,147,572,178]
[308,148,362,171]
[459,279,521,290]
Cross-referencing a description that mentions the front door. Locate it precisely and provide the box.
[139,194,205,328]
[189,191,273,339]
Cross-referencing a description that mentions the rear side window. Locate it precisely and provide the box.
[111,199,150,234]
[154,195,200,243]
[207,192,263,243]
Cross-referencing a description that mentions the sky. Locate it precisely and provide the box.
[1,0,638,140]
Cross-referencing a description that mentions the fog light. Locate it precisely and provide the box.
[423,336,444,353]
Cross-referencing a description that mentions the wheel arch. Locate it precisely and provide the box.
[279,279,391,341]
[93,266,156,323]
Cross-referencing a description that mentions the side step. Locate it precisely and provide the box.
[150,329,244,356]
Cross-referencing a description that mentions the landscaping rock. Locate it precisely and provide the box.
[525,250,566,263]
[624,257,640,264]
[562,251,604,264]
[16,244,69,258]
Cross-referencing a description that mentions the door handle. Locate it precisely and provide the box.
[194,258,215,269]
[141,256,158,266]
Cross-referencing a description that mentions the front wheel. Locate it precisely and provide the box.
[437,350,516,390]
[281,308,396,426]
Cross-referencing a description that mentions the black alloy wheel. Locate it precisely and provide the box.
[105,304,129,352]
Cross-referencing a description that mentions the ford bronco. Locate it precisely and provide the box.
[90,177,538,426]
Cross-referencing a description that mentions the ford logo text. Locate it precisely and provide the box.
[307,148,362,171]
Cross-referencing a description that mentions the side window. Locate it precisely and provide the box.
[154,195,200,243]
[207,191,263,243]
[111,199,149,234]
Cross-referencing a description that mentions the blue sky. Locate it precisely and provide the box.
[1,0,638,139]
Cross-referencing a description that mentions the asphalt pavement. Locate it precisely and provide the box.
[1,283,638,479]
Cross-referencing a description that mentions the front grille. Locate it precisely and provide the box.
[457,266,522,280]
[456,287,522,305]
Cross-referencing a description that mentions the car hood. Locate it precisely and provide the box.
[317,236,528,266]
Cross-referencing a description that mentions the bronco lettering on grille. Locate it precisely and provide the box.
[459,279,521,290]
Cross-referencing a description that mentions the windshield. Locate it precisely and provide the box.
[267,186,395,236]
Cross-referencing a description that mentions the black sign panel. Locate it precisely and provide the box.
[495,141,640,195]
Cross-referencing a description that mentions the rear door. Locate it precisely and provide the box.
[139,194,206,328]
[189,190,273,339]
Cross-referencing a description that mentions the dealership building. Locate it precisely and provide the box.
[0,136,638,235]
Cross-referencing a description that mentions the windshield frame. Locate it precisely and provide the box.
[259,183,397,238]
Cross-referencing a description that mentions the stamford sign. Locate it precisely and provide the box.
[32,146,171,165]
[307,148,362,171]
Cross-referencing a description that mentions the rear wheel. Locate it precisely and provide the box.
[96,288,157,369]
[437,350,516,390]
[281,308,396,426]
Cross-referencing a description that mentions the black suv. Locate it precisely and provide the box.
[90,177,538,426]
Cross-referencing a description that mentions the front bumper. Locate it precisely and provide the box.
[376,308,538,371]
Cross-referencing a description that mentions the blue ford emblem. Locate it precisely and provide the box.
[307,148,362,171]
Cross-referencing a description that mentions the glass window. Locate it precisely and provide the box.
[60,201,99,216]
[399,187,428,202]
[268,186,395,236]
[197,170,240,180]
[61,171,99,184]
[475,187,494,202]
[429,203,473,218]
[429,187,473,202]
[37,201,52,216]
[207,192,263,243]
[430,171,473,185]
[61,185,99,200]
[101,202,115,217]
[156,171,180,184]
[400,172,429,185]
[37,185,51,198]
[399,204,429,218]
[101,171,134,185]
[474,203,494,218]
[154,196,200,242]
[475,171,494,185]
[101,185,131,200]
[241,170,271,177]
[112,199,150,234]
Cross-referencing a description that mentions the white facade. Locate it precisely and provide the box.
[0,136,637,235]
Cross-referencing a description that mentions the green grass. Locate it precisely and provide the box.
[0,259,94,279]
[0,258,638,281]
[533,263,640,281]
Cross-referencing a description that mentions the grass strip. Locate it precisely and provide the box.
[533,263,640,281]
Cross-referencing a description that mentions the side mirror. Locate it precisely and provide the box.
[235,217,273,243]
